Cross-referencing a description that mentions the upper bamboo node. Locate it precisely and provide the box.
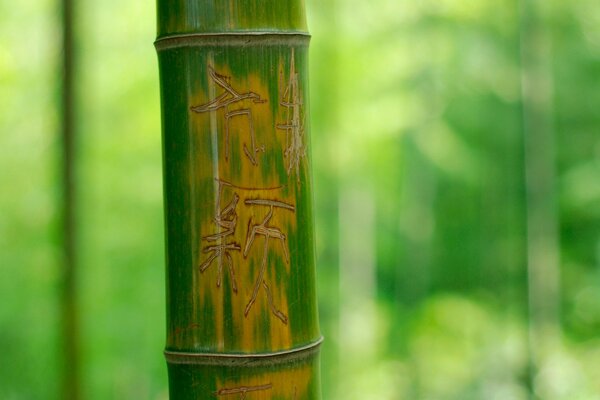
[156,0,308,39]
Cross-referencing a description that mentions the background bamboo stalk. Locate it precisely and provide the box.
[60,0,80,397]
[519,0,560,393]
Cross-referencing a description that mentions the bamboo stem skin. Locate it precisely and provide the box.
[166,345,321,399]
[156,0,307,39]
[156,2,321,398]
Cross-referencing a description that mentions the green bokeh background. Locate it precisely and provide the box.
[2,0,600,399]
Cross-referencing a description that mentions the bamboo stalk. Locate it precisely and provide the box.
[519,0,560,392]
[60,0,80,397]
[155,2,322,398]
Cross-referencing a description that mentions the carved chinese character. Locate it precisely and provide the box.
[277,49,306,183]
[192,67,266,165]
[243,199,296,324]
[214,383,272,399]
[199,180,241,292]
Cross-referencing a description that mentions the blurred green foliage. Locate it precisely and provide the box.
[1,0,600,399]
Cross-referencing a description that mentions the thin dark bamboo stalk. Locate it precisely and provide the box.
[60,0,80,398]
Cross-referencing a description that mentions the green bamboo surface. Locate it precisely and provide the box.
[156,1,321,398]
[156,0,307,38]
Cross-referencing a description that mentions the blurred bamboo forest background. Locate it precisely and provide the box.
[2,0,600,398]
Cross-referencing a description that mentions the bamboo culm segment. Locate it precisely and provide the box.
[156,13,321,398]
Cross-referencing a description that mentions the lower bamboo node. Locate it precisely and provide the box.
[165,339,322,399]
